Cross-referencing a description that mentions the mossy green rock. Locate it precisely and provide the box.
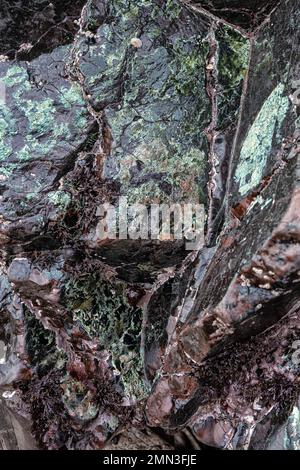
[74,0,249,207]
[231,0,299,204]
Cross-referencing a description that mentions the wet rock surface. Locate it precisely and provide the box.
[0,0,299,450]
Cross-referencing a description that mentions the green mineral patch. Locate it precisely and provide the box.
[0,106,16,161]
[284,406,300,450]
[170,35,208,97]
[63,275,148,400]
[60,84,86,109]
[0,163,15,179]
[2,65,28,87]
[48,191,71,210]
[22,98,55,135]
[25,308,55,366]
[165,0,182,20]
[235,83,290,196]
[62,377,99,422]
[0,63,89,166]
[78,0,210,206]
[216,25,250,129]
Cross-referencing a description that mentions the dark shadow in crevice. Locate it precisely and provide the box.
[185,0,281,32]
[0,0,86,60]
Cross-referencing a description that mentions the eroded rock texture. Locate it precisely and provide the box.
[0,0,299,450]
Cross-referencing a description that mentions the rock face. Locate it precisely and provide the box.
[0,0,299,450]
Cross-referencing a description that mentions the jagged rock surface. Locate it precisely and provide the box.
[0,0,299,450]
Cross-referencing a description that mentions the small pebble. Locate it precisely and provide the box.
[130,37,143,48]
